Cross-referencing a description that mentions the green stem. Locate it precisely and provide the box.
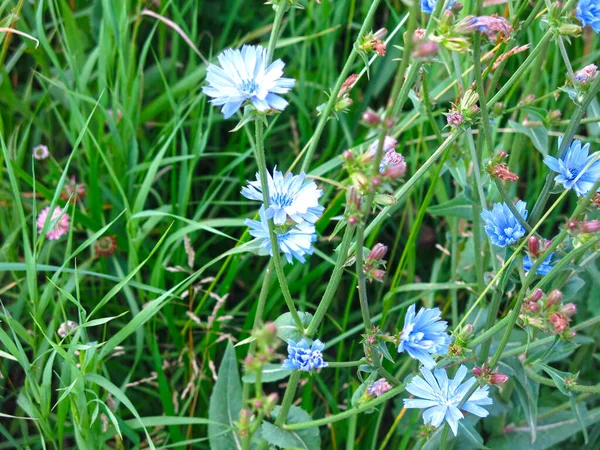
[275,371,300,426]
[525,367,600,393]
[266,3,286,64]
[253,120,303,330]
[300,0,382,172]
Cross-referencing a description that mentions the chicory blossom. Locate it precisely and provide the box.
[398,304,451,369]
[576,0,600,33]
[523,253,554,276]
[241,167,324,225]
[203,45,295,119]
[481,201,528,247]
[544,138,600,197]
[404,365,493,436]
[245,207,316,264]
[420,0,456,14]
[282,339,328,371]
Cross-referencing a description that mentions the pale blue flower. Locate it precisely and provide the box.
[282,339,327,371]
[576,0,600,33]
[241,167,324,225]
[523,253,554,276]
[245,207,316,264]
[203,45,295,119]
[544,138,600,197]
[421,0,456,14]
[481,201,528,247]
[398,304,451,369]
[404,365,493,436]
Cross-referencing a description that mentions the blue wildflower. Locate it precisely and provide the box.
[404,365,493,436]
[481,201,528,247]
[282,339,328,371]
[398,304,451,369]
[544,138,600,197]
[245,207,316,264]
[420,0,456,14]
[241,167,324,225]
[203,45,296,119]
[576,0,600,33]
[523,253,554,276]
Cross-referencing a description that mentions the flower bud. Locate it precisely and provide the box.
[492,102,505,115]
[374,194,396,206]
[348,215,358,225]
[528,302,540,312]
[343,150,354,161]
[373,28,387,40]
[413,41,440,59]
[546,290,562,307]
[367,243,388,261]
[581,220,600,233]
[446,111,464,127]
[383,161,407,179]
[528,236,540,257]
[472,366,483,376]
[529,288,543,303]
[370,269,386,281]
[561,303,577,318]
[575,64,598,85]
[239,409,251,427]
[490,373,509,385]
[548,110,562,122]
[347,186,360,207]
[362,110,380,125]
[558,24,582,37]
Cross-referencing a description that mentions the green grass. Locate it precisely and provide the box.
[1,0,600,449]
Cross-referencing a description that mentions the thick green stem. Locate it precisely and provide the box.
[275,371,300,426]
[266,3,286,64]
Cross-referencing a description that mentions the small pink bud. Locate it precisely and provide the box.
[348,216,358,225]
[372,177,381,186]
[265,322,277,335]
[244,356,253,366]
[529,288,543,303]
[370,269,386,281]
[343,150,354,161]
[546,290,563,307]
[561,303,577,317]
[528,236,540,257]
[497,150,508,159]
[490,373,509,385]
[362,110,380,125]
[528,303,540,312]
[367,243,388,261]
[581,220,600,233]
[253,399,263,408]
[472,366,483,376]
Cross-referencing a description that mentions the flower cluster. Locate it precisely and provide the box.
[519,289,577,336]
[282,339,328,372]
[397,304,451,369]
[363,243,388,282]
[487,151,519,182]
[404,365,493,436]
[203,45,295,119]
[544,138,600,197]
[37,206,71,240]
[481,201,528,247]
[472,364,509,386]
[444,89,480,128]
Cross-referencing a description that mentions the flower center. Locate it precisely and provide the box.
[240,79,259,96]
[567,168,580,181]
[271,192,293,208]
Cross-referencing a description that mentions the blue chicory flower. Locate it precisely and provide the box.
[420,0,456,14]
[241,167,324,225]
[398,304,451,369]
[203,45,296,119]
[282,339,328,371]
[404,365,493,436]
[481,201,528,247]
[576,0,600,33]
[523,253,554,276]
[544,138,600,197]
[245,207,316,264]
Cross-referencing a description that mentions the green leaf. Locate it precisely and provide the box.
[500,359,538,443]
[241,363,292,384]
[274,312,313,342]
[428,193,473,220]
[457,420,489,449]
[487,407,600,449]
[570,394,589,444]
[261,405,320,450]
[208,341,243,450]
[508,119,548,156]
[538,364,571,396]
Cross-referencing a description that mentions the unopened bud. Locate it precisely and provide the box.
[373,193,396,206]
[373,28,387,40]
[264,322,277,335]
[472,366,483,376]
[528,303,540,312]
[413,41,439,59]
[347,186,360,206]
[253,399,263,409]
[451,1,463,12]
[370,269,386,281]
[490,373,509,385]
[529,288,543,303]
[581,220,600,233]
[561,303,577,317]
[558,24,582,37]
[362,110,380,125]
[446,111,464,127]
[528,236,540,257]
[367,243,388,261]
[239,409,251,427]
[372,176,381,186]
[492,102,505,115]
[343,150,354,161]
[348,215,358,225]
[548,110,562,122]
[546,290,563,307]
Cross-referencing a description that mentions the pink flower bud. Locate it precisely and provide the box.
[446,111,464,127]
[348,216,358,225]
[472,366,483,376]
[372,176,381,186]
[529,288,543,303]
[546,290,563,307]
[343,150,354,161]
[362,110,380,125]
[370,269,386,281]
[528,236,540,257]
[561,303,577,317]
[367,243,388,261]
[490,373,509,385]
[383,161,407,179]
[548,312,569,334]
[253,399,263,408]
[528,303,540,312]
[497,150,508,159]
[581,220,600,233]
